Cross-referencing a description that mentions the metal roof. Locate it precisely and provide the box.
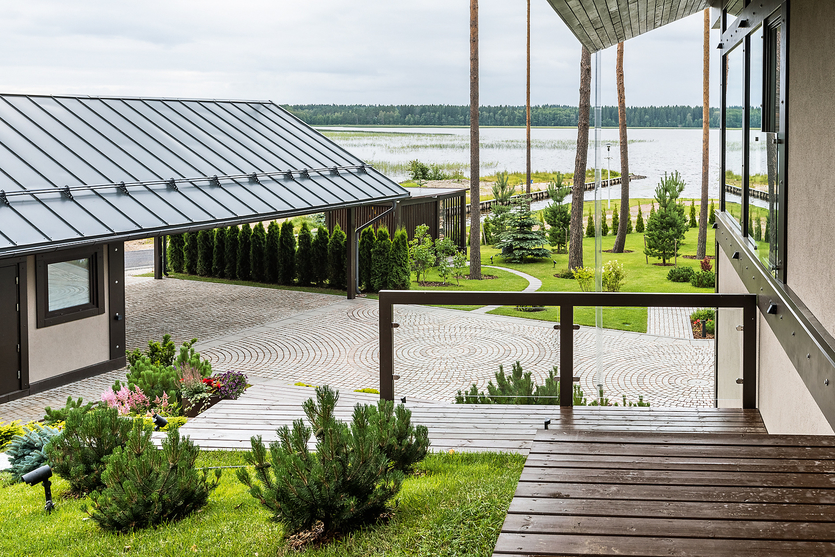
[0,94,409,257]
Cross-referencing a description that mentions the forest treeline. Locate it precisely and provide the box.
[285,104,748,128]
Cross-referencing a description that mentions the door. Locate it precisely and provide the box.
[0,264,21,396]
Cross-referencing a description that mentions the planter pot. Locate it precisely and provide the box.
[182,394,222,418]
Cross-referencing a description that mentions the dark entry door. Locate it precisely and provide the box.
[0,264,21,396]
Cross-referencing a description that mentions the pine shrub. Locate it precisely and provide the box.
[115,339,211,402]
[611,205,619,235]
[389,229,411,290]
[236,386,404,536]
[601,212,609,236]
[667,266,696,283]
[455,361,564,405]
[278,220,296,285]
[43,396,96,425]
[46,406,133,495]
[367,399,428,472]
[126,333,178,368]
[237,224,252,281]
[265,221,280,283]
[5,423,61,481]
[691,270,716,288]
[211,227,226,277]
[224,225,239,279]
[312,226,330,286]
[371,227,392,291]
[86,420,220,533]
[635,206,645,233]
[167,234,185,273]
[296,222,314,286]
[184,232,198,275]
[196,229,214,276]
[328,224,347,289]
[358,227,376,291]
[250,222,267,282]
[585,208,595,237]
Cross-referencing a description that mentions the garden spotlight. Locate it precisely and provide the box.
[22,464,54,514]
[152,413,168,431]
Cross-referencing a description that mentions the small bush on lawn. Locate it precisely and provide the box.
[5,423,61,481]
[0,420,24,452]
[237,386,404,537]
[667,266,695,283]
[43,395,97,425]
[573,266,595,292]
[602,260,626,292]
[86,420,220,533]
[367,399,430,473]
[46,406,133,496]
[691,270,716,288]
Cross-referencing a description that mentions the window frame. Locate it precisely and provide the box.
[35,245,105,328]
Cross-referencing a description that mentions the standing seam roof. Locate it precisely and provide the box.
[0,94,408,257]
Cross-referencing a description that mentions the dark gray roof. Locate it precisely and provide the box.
[0,94,408,257]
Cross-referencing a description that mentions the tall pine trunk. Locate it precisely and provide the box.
[613,42,630,253]
[525,0,531,196]
[469,0,482,279]
[697,8,710,259]
[569,47,591,271]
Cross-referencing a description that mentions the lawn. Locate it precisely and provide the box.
[0,450,525,557]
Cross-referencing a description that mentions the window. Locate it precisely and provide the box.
[723,43,745,228]
[36,245,105,327]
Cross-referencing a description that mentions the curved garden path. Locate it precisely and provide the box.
[470,265,542,314]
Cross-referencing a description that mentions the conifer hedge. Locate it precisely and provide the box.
[211,227,226,277]
[250,222,267,282]
[359,227,376,291]
[237,224,252,281]
[265,221,280,283]
[184,232,199,275]
[296,222,314,285]
[371,227,392,291]
[278,220,296,285]
[196,229,214,276]
[312,226,330,286]
[389,229,411,290]
[167,234,185,273]
[224,225,239,279]
[328,224,347,289]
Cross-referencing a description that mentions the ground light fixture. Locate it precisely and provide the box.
[22,464,54,514]
[152,413,168,431]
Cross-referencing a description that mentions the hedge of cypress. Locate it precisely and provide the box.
[296,222,314,286]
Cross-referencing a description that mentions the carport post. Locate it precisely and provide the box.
[153,236,164,279]
[347,207,357,299]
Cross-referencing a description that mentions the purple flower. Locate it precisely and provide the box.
[215,370,248,400]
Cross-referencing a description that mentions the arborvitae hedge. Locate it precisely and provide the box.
[184,232,199,275]
[328,224,347,289]
[278,220,296,285]
[612,205,619,235]
[237,224,252,281]
[585,209,595,238]
[296,222,314,286]
[265,221,280,283]
[224,225,239,279]
[359,227,376,291]
[371,227,392,291]
[196,229,214,276]
[167,234,185,273]
[390,229,411,290]
[601,213,609,236]
[689,200,698,227]
[626,209,634,233]
[250,222,267,282]
[212,227,226,277]
[312,226,330,286]
[636,207,645,233]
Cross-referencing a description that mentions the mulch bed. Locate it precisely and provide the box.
[682,255,716,260]
[652,262,676,266]
[603,249,634,253]
[691,320,715,340]
[418,275,496,287]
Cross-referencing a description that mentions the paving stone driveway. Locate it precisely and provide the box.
[0,276,716,423]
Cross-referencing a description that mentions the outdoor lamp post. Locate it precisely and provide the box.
[22,464,54,514]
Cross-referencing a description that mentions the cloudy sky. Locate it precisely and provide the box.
[0,0,720,108]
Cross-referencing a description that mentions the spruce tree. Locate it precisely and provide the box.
[371,227,392,292]
[328,224,347,290]
[312,226,330,286]
[585,208,595,238]
[184,232,198,275]
[250,222,267,282]
[296,222,314,286]
[601,212,609,236]
[224,225,239,279]
[495,197,551,262]
[359,227,377,291]
[265,221,280,283]
[635,206,645,233]
[644,171,688,264]
[237,224,252,281]
[278,220,297,285]
[167,234,185,273]
[543,184,571,254]
[689,200,698,228]
[196,229,214,276]
[211,227,226,277]
[612,205,619,236]
[389,229,411,290]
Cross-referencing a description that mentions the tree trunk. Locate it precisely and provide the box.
[696,8,710,259]
[569,47,591,271]
[612,42,629,253]
[469,0,482,279]
[526,0,531,196]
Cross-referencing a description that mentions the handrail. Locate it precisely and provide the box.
[378,290,758,408]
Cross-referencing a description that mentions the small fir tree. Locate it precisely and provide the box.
[689,200,698,227]
[296,222,314,285]
[626,207,634,233]
[585,207,595,238]
[328,224,347,289]
[224,225,239,279]
[644,171,689,264]
[635,206,645,233]
[754,215,763,242]
[312,226,330,286]
[237,224,252,281]
[265,221,280,283]
[708,200,716,225]
[278,220,296,285]
[211,227,226,277]
[371,227,392,292]
[495,197,551,262]
[389,229,411,290]
[167,234,185,273]
[196,229,214,276]
[184,232,198,274]
[611,205,619,235]
[601,212,609,236]
[250,222,267,282]
[359,227,377,291]
[543,184,571,253]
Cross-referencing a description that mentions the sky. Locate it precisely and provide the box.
[0,0,720,108]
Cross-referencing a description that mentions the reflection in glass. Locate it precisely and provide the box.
[47,258,91,311]
[724,45,744,228]
[764,23,783,277]
[749,27,767,251]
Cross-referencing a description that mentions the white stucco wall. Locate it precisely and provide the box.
[716,251,744,408]
[26,252,111,383]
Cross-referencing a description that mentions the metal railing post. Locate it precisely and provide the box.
[379,293,395,401]
[742,296,758,409]
[560,304,574,406]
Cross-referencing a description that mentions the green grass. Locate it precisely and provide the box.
[0,451,524,557]
[413,266,529,311]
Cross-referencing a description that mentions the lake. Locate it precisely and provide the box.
[318,126,723,203]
